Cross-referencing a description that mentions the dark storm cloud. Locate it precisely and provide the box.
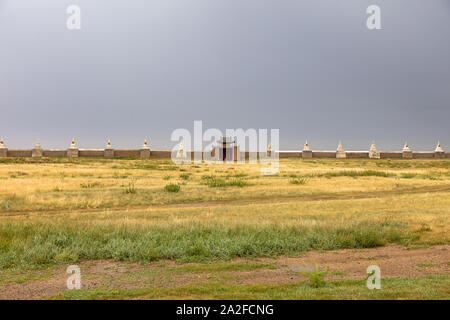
[0,0,449,150]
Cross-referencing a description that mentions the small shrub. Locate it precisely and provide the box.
[202,176,226,187]
[162,175,171,180]
[416,223,432,232]
[179,173,190,180]
[164,184,180,193]
[290,178,307,185]
[303,265,327,288]
[123,181,137,194]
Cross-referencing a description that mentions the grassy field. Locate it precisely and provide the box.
[0,157,449,299]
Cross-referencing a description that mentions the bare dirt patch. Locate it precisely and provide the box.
[278,244,449,279]
[224,244,450,285]
[0,260,207,300]
[0,268,99,300]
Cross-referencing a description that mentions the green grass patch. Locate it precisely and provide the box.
[179,173,190,180]
[0,221,416,269]
[201,175,249,188]
[164,184,180,193]
[50,275,450,300]
[417,263,435,267]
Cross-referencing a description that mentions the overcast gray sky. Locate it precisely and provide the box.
[1,0,449,150]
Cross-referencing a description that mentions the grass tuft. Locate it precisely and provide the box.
[80,182,103,189]
[164,184,180,193]
[123,181,137,194]
[202,175,249,188]
[179,173,190,181]
[290,178,307,185]
[302,265,327,288]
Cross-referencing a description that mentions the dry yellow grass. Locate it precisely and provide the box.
[0,158,448,266]
[1,157,449,245]
[1,158,449,212]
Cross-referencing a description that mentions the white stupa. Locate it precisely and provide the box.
[176,142,185,158]
[31,139,43,157]
[106,140,112,149]
[69,138,77,149]
[402,141,413,158]
[142,139,149,149]
[435,141,444,152]
[369,141,380,159]
[266,143,272,157]
[0,137,5,149]
[402,142,410,152]
[336,141,346,158]
[303,139,310,151]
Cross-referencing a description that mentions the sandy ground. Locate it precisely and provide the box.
[1,244,449,300]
